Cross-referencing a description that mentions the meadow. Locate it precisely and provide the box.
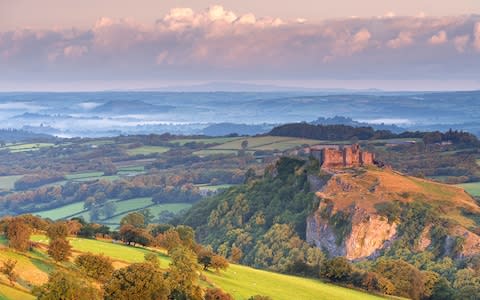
[33,197,191,226]
[0,175,23,191]
[0,143,54,153]
[0,234,387,300]
[458,182,480,197]
[126,145,170,156]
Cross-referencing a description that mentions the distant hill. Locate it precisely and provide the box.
[0,129,53,143]
[311,116,404,133]
[201,123,273,136]
[92,100,174,114]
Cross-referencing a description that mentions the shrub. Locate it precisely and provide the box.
[74,253,114,282]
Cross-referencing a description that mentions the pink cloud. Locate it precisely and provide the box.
[387,32,413,48]
[428,30,447,45]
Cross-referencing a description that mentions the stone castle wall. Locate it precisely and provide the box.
[311,144,375,169]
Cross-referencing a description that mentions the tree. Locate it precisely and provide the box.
[248,296,272,300]
[102,202,117,218]
[74,253,114,282]
[104,263,170,300]
[230,246,243,263]
[119,224,152,246]
[157,229,182,252]
[48,238,72,262]
[320,257,352,282]
[6,218,31,252]
[453,268,480,300]
[204,288,234,300]
[168,246,202,300]
[120,212,145,228]
[211,255,229,273]
[46,222,69,240]
[374,259,426,300]
[34,270,100,300]
[0,259,17,285]
[144,253,160,266]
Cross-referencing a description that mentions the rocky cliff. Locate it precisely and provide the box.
[306,167,480,260]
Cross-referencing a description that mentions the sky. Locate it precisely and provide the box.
[1,1,480,91]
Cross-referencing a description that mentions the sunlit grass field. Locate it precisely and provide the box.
[126,146,170,156]
[0,235,388,300]
[458,182,480,197]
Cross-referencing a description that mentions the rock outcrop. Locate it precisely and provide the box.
[306,167,480,260]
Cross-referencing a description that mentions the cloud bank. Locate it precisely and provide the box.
[1,5,480,82]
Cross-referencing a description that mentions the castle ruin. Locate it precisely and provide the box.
[309,144,375,169]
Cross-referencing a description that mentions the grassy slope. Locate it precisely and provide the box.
[206,264,385,300]
[458,182,480,197]
[34,201,86,220]
[0,175,23,191]
[0,235,384,300]
[320,167,479,228]
[0,284,35,300]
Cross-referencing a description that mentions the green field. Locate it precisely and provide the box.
[65,171,120,182]
[196,184,234,192]
[207,264,385,300]
[0,175,23,191]
[0,143,54,153]
[30,234,171,265]
[458,182,480,197]
[34,201,87,220]
[193,136,326,156]
[103,202,191,225]
[0,234,389,300]
[172,137,241,146]
[33,197,191,225]
[0,284,35,300]
[126,146,170,156]
[24,235,382,300]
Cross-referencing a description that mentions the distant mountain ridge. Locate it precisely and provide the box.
[92,100,174,114]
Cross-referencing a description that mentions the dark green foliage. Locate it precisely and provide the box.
[182,157,321,273]
[374,259,426,300]
[104,263,170,300]
[120,212,145,228]
[374,201,402,223]
[74,253,114,282]
[34,270,100,300]
[329,210,352,245]
[320,257,352,282]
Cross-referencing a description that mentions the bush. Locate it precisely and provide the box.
[74,253,114,282]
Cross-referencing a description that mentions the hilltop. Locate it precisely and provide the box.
[181,156,480,299]
[308,167,480,260]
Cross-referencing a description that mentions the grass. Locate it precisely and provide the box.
[0,284,35,300]
[172,137,242,146]
[126,146,169,156]
[206,264,385,300]
[0,143,54,153]
[195,184,234,191]
[103,203,191,225]
[34,202,87,220]
[30,234,171,265]
[0,175,23,191]
[458,182,480,197]
[0,234,390,300]
[33,197,191,225]
[65,171,119,182]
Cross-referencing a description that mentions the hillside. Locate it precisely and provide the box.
[181,157,480,299]
[308,167,480,260]
[0,235,384,300]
